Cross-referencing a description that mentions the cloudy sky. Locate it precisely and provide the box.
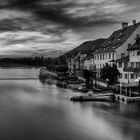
[0,0,140,57]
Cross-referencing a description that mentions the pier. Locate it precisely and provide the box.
[115,82,140,103]
[115,94,140,103]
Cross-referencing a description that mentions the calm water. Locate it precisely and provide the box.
[0,68,139,140]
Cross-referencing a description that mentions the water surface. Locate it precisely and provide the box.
[0,68,139,140]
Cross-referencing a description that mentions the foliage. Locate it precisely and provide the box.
[55,65,68,73]
[100,63,120,85]
[83,69,93,88]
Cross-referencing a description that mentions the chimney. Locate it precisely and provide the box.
[122,22,128,29]
[133,20,136,25]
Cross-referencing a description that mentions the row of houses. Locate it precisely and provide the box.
[67,20,140,84]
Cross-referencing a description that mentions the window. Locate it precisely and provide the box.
[120,73,122,79]
[131,73,134,79]
[112,53,115,59]
[121,53,125,58]
[124,62,128,68]
[131,62,134,68]
[100,54,102,60]
[136,74,139,78]
[105,54,107,59]
[136,62,140,68]
[97,55,99,60]
[125,74,128,79]
[103,54,104,60]
[131,51,135,56]
[109,53,111,59]
[118,62,122,68]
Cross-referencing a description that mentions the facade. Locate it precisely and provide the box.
[116,35,140,83]
[67,52,86,73]
[83,55,94,70]
[116,56,131,83]
[123,36,140,82]
[93,20,140,77]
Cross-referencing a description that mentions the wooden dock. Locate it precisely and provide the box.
[115,94,140,103]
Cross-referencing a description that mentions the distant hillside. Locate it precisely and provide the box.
[65,38,107,58]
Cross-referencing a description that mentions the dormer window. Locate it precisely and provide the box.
[121,53,125,58]
[137,50,140,55]
[135,34,140,44]
[131,51,135,56]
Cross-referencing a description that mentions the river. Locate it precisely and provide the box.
[0,68,139,140]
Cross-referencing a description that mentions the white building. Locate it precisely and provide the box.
[116,35,140,83]
[67,52,86,73]
[93,20,140,77]
[83,54,94,70]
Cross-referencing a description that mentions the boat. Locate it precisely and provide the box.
[70,93,115,102]
[39,67,57,78]
[67,83,90,93]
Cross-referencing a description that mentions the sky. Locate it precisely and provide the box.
[0,0,140,57]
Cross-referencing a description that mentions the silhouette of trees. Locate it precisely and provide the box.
[0,56,56,67]
[83,69,92,88]
[100,63,120,85]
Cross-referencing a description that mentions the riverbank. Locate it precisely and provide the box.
[0,62,40,68]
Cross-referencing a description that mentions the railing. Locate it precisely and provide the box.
[123,67,140,72]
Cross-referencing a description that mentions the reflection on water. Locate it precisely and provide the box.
[0,68,139,140]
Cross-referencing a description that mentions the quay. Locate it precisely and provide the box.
[115,82,140,103]
[114,94,140,103]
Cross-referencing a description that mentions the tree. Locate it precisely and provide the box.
[83,69,92,89]
[100,63,120,85]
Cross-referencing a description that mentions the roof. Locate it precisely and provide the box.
[94,22,140,54]
[116,56,129,62]
[82,54,94,61]
[73,52,81,61]
[108,59,116,62]
[128,39,140,51]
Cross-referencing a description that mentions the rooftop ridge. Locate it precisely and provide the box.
[94,22,140,54]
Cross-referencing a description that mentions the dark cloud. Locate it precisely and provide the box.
[0,0,139,57]
[2,0,122,29]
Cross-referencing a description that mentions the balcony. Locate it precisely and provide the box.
[123,67,140,73]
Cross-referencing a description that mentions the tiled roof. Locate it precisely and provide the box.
[73,52,81,61]
[82,54,93,61]
[94,22,140,54]
[128,39,140,50]
[115,56,129,62]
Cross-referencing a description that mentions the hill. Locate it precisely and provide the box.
[65,38,107,58]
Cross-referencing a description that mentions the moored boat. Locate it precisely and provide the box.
[39,67,57,78]
[70,93,115,102]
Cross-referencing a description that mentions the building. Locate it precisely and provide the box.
[116,35,140,83]
[67,52,86,74]
[123,36,140,82]
[93,20,140,77]
[83,54,94,70]
[116,56,130,83]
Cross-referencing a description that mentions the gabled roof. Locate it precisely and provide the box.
[94,22,140,54]
[128,39,140,51]
[82,54,93,61]
[115,56,129,62]
[73,52,81,61]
